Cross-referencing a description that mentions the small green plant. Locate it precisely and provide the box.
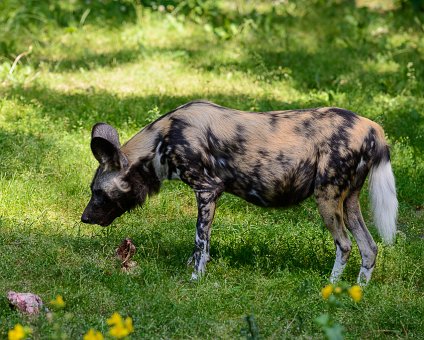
[47,295,71,340]
[240,314,259,340]
[316,284,363,340]
[144,105,162,125]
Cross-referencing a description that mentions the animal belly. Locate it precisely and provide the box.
[214,149,318,208]
[226,176,315,208]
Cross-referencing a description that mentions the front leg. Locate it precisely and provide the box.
[190,190,219,280]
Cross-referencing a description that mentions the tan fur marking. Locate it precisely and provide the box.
[122,119,171,165]
[113,177,131,193]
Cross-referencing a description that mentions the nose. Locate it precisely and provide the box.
[81,213,91,224]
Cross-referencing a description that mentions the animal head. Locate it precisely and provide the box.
[81,123,144,226]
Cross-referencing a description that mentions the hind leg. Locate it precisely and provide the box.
[316,188,352,283]
[344,190,378,285]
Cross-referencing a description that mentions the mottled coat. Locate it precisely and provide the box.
[82,100,398,284]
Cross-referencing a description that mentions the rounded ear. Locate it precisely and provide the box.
[91,123,121,148]
[90,123,128,170]
[91,137,117,167]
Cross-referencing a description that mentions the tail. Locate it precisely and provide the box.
[369,147,398,244]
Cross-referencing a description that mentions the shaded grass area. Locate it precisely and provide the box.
[1,1,424,338]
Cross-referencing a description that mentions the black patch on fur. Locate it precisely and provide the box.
[268,113,279,129]
[124,161,161,210]
[276,152,292,168]
[258,148,270,158]
[206,127,220,150]
[316,112,361,195]
[329,108,359,124]
[234,124,248,154]
[271,158,317,206]
[168,117,190,146]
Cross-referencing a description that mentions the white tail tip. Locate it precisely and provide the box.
[369,161,398,244]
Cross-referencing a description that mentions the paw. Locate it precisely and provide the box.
[357,266,373,286]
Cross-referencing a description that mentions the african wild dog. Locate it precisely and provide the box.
[81,100,398,284]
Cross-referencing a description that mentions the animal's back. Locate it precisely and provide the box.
[123,101,388,207]
[162,101,375,207]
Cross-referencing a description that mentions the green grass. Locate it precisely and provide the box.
[1,1,423,338]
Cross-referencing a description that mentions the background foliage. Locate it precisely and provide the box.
[1,0,423,338]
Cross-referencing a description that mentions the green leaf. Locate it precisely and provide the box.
[324,323,344,340]
[315,313,330,327]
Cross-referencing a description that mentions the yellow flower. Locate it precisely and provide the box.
[109,323,130,339]
[321,284,333,299]
[8,324,31,340]
[334,286,342,294]
[124,317,134,333]
[107,312,123,326]
[107,313,134,339]
[50,295,66,309]
[83,329,104,340]
[348,285,363,302]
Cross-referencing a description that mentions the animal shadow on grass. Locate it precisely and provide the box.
[119,207,335,277]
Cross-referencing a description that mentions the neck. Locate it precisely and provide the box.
[121,117,177,182]
[126,159,162,201]
[121,117,171,163]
